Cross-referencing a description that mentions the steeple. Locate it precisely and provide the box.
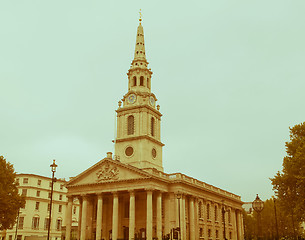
[127,14,153,93]
[114,15,164,172]
[133,17,147,62]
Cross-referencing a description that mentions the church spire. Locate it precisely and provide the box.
[127,12,152,92]
[132,10,148,66]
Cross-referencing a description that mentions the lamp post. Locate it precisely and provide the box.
[14,210,20,240]
[47,160,57,240]
[176,193,181,240]
[252,194,264,240]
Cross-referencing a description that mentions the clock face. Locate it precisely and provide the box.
[149,96,155,106]
[127,94,136,104]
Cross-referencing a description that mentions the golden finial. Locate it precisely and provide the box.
[139,9,142,22]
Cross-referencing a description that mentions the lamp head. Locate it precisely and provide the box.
[252,194,264,212]
[50,159,58,173]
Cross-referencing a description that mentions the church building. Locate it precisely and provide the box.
[64,16,244,240]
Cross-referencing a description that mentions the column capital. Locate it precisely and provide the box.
[175,192,184,199]
[80,194,89,201]
[128,190,136,196]
[112,191,118,197]
[145,188,154,192]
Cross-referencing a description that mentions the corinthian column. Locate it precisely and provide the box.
[112,192,119,240]
[146,189,153,240]
[65,196,73,240]
[129,191,135,240]
[189,197,195,240]
[80,195,88,240]
[96,194,103,240]
[156,192,162,240]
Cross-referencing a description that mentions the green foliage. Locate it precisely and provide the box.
[271,122,305,222]
[0,156,25,230]
[243,197,303,240]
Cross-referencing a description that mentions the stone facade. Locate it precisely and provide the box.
[0,174,79,240]
[65,17,244,240]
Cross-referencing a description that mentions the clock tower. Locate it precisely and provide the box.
[114,17,164,171]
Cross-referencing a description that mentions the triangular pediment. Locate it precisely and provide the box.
[67,158,152,187]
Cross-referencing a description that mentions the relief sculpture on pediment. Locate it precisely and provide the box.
[96,163,119,181]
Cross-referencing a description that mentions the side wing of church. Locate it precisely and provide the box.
[64,16,244,240]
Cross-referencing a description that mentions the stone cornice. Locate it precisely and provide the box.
[116,103,162,117]
[115,135,165,146]
[127,66,152,76]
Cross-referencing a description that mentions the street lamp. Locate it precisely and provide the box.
[252,194,264,240]
[47,160,57,240]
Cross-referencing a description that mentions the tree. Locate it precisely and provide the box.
[243,197,304,240]
[271,122,305,236]
[0,156,25,229]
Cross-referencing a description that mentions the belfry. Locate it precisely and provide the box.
[65,16,244,240]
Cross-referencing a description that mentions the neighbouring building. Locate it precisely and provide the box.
[63,16,245,240]
[0,174,79,240]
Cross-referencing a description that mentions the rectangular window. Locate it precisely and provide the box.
[16,178,19,185]
[56,219,62,231]
[32,217,40,230]
[199,228,203,237]
[37,179,41,186]
[9,236,12,240]
[21,189,27,196]
[59,195,62,200]
[58,205,62,213]
[73,206,76,214]
[48,192,51,198]
[23,178,28,184]
[44,218,49,230]
[47,203,50,212]
[60,184,63,190]
[36,191,40,197]
[49,182,52,188]
[18,217,24,229]
[17,235,22,240]
[35,202,40,210]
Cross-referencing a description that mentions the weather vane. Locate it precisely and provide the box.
[139,9,142,22]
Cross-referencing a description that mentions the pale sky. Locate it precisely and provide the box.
[1,1,305,203]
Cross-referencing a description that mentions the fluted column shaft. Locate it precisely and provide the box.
[189,197,195,240]
[157,192,162,240]
[112,192,119,240]
[146,190,153,240]
[129,191,135,240]
[80,196,88,240]
[96,194,103,240]
[65,196,73,240]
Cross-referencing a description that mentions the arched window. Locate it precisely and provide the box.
[140,76,144,86]
[127,115,134,135]
[132,76,137,86]
[207,204,210,220]
[151,117,155,136]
